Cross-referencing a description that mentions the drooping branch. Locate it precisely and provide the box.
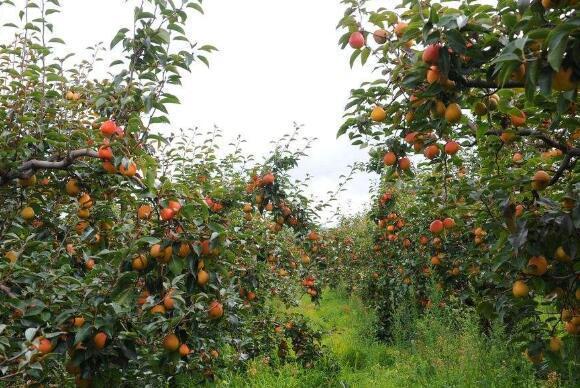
[0,148,99,186]
[486,128,579,155]
[485,128,579,186]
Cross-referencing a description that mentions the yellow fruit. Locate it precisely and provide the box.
[512,280,529,298]
[78,194,93,209]
[554,246,571,263]
[132,255,148,271]
[433,100,446,117]
[549,337,563,353]
[197,269,209,286]
[444,103,462,123]
[150,305,166,315]
[552,67,577,91]
[371,106,387,122]
[178,243,191,257]
[66,179,81,196]
[526,256,548,276]
[4,250,18,264]
[19,175,37,187]
[77,208,90,219]
[21,207,35,220]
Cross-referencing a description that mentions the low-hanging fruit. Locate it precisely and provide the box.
[472,102,487,116]
[208,300,224,320]
[98,146,113,160]
[372,29,389,44]
[383,151,397,166]
[137,204,152,219]
[552,67,576,91]
[72,316,85,328]
[348,31,365,49]
[424,144,440,159]
[119,162,137,177]
[394,22,408,38]
[429,220,444,234]
[21,206,35,220]
[160,207,175,221]
[426,66,440,84]
[398,157,411,170]
[66,179,81,196]
[150,305,166,315]
[443,217,455,229]
[445,103,462,123]
[554,246,571,263]
[163,334,180,352]
[179,344,191,357]
[36,338,54,354]
[197,269,209,286]
[100,120,117,137]
[531,170,550,191]
[371,106,387,122]
[132,255,148,271]
[78,193,93,209]
[510,111,526,127]
[444,141,460,155]
[94,332,107,350]
[526,255,548,276]
[262,172,275,186]
[422,44,440,64]
[512,280,529,298]
[548,337,563,353]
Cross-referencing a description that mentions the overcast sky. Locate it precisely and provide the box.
[2,0,382,223]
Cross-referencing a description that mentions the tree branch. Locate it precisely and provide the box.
[486,129,579,155]
[0,148,99,186]
[485,129,579,186]
[463,79,524,89]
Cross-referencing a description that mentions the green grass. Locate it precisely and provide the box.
[196,290,540,388]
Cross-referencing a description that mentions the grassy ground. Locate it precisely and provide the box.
[209,289,540,388]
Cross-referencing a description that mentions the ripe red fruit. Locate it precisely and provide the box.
[208,300,224,320]
[422,44,440,64]
[444,141,460,155]
[262,172,275,185]
[510,111,526,127]
[404,132,417,144]
[443,217,455,229]
[160,207,175,221]
[349,31,365,49]
[399,157,411,170]
[168,200,182,213]
[424,144,440,159]
[429,220,444,234]
[100,120,117,137]
[383,151,397,166]
[98,146,113,160]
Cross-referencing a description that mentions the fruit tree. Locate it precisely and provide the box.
[336,0,579,381]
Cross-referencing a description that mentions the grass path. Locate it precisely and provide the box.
[216,289,539,388]
[217,290,413,387]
